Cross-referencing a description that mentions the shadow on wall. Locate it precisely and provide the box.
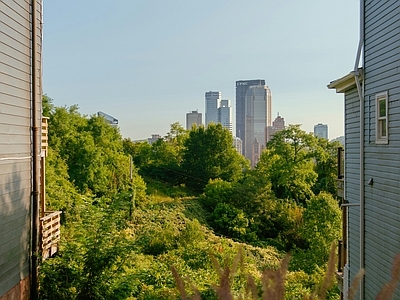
[0,161,31,300]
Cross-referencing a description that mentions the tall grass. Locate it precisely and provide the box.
[172,243,400,300]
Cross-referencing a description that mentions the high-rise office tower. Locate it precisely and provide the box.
[186,110,202,130]
[205,91,221,126]
[236,79,266,149]
[238,82,271,165]
[236,79,272,165]
[218,99,232,133]
[266,114,285,142]
[314,123,328,139]
[233,137,243,155]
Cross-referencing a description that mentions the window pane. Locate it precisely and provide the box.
[381,119,387,137]
[379,98,386,118]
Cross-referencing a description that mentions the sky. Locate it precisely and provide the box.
[43,0,360,140]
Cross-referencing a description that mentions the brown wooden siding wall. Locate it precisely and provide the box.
[0,0,42,297]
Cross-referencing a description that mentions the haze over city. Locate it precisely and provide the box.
[43,0,360,140]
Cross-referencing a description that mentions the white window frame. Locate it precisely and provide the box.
[375,91,388,144]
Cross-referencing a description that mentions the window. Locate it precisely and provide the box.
[375,92,388,144]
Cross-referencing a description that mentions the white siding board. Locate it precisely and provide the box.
[0,236,29,266]
[0,70,31,88]
[0,125,30,136]
[0,57,30,80]
[0,0,42,296]
[0,32,30,59]
[0,1,30,28]
[0,173,30,187]
[0,161,30,172]
[0,18,31,45]
[0,104,31,118]
[0,145,30,156]
[0,135,30,145]
[0,205,29,229]
[0,82,31,102]
[0,177,30,196]
[0,60,30,80]
[0,93,32,108]
[0,190,30,211]
[0,112,30,127]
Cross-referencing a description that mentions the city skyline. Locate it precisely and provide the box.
[42,1,359,141]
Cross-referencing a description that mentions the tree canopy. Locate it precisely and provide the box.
[255,125,339,204]
[181,123,249,192]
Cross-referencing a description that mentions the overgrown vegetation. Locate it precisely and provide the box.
[40,96,345,299]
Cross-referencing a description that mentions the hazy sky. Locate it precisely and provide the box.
[43,1,360,140]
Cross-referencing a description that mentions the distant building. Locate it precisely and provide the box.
[205,91,221,126]
[218,99,232,133]
[97,111,118,127]
[330,135,344,147]
[314,123,328,139]
[148,134,162,144]
[186,110,202,130]
[235,79,266,152]
[233,137,243,155]
[244,84,272,165]
[251,138,261,168]
[266,114,285,142]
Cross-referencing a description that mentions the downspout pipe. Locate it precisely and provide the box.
[353,0,365,299]
[31,0,40,299]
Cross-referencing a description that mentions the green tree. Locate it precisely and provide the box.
[257,125,318,204]
[210,202,250,240]
[181,123,248,192]
[48,105,143,197]
[45,148,83,223]
[313,138,341,195]
[39,197,136,300]
[291,192,342,273]
[124,123,188,185]
[123,138,152,169]
[42,94,54,117]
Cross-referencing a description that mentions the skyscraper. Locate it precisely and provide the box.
[218,99,232,133]
[266,114,285,142]
[235,79,266,149]
[314,123,328,139]
[205,91,221,126]
[244,84,272,163]
[186,110,202,130]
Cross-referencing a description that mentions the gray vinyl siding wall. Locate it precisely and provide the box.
[0,0,42,296]
[344,86,361,289]
[363,1,400,298]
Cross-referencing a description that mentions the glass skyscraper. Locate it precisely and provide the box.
[236,80,266,151]
[314,123,328,139]
[235,80,271,165]
[218,99,232,133]
[205,91,221,127]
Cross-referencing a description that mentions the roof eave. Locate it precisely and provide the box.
[327,68,363,93]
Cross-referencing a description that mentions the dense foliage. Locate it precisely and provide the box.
[40,96,343,299]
